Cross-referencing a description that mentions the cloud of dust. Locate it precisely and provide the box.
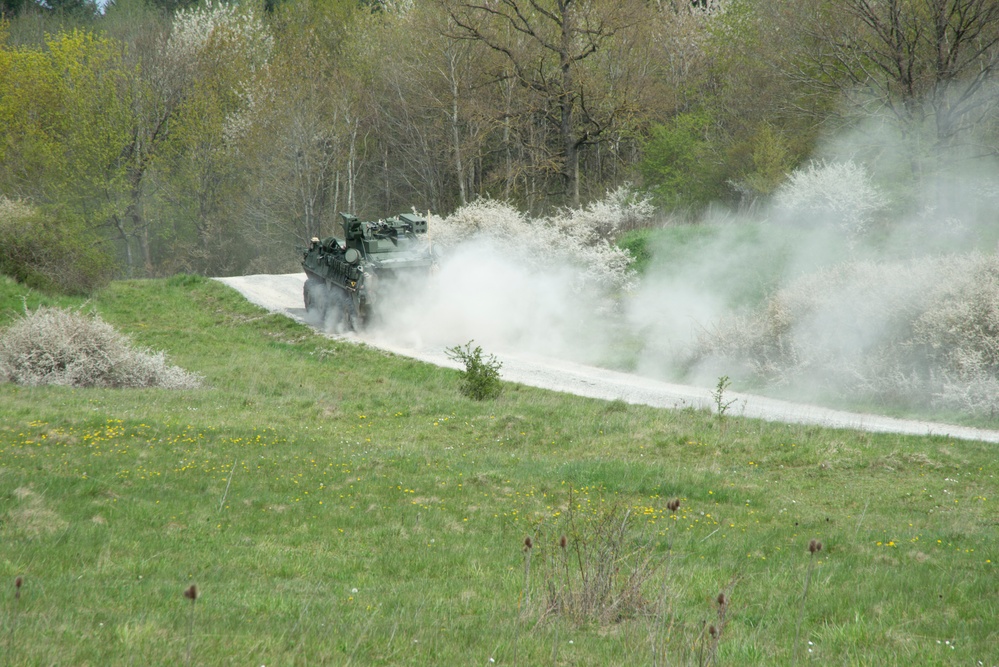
[364,105,999,413]
[625,110,999,407]
[370,237,616,363]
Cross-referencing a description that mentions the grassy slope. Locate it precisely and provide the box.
[0,275,995,665]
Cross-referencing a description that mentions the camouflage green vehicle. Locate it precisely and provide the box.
[302,212,434,330]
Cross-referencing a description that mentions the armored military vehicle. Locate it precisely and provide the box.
[301,212,434,330]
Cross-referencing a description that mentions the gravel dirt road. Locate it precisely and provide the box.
[217,273,999,444]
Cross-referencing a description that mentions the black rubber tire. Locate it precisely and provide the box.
[343,297,360,332]
[304,277,327,319]
[303,280,313,310]
[302,278,319,313]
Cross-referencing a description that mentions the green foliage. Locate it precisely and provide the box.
[0,39,62,197]
[41,0,99,17]
[0,29,134,208]
[640,111,729,210]
[730,123,797,201]
[445,339,502,400]
[45,30,135,217]
[0,198,115,294]
[1,0,95,17]
[0,29,136,283]
[620,221,806,311]
[614,227,655,275]
[0,0,995,283]
[142,0,201,13]
[0,277,995,664]
[0,0,28,18]
[712,375,736,418]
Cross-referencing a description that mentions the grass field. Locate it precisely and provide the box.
[1,274,996,665]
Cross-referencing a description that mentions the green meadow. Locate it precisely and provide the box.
[1,275,995,665]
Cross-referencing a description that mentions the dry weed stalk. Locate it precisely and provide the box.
[513,536,534,667]
[522,536,534,610]
[651,499,681,667]
[793,539,823,666]
[7,576,23,663]
[702,592,728,666]
[184,584,199,667]
[541,490,663,626]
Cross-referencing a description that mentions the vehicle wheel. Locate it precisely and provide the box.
[319,286,352,332]
[303,280,313,310]
[304,277,327,318]
[344,297,361,332]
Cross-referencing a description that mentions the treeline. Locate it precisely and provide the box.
[1,0,998,290]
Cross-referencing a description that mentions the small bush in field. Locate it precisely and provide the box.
[538,500,658,625]
[445,340,502,400]
[0,307,202,389]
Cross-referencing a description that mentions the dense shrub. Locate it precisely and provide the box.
[430,187,648,293]
[912,253,999,416]
[0,197,116,295]
[444,340,502,401]
[0,307,202,389]
[690,252,999,417]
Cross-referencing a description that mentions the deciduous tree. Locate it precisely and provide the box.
[156,0,273,274]
[442,0,646,207]
[245,0,363,252]
[0,29,133,246]
[801,0,999,173]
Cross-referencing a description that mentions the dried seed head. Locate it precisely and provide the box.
[523,536,533,551]
[15,576,22,590]
[184,584,199,601]
[809,539,823,554]
[717,592,727,607]
[709,624,717,638]
[14,576,22,600]
[559,535,567,550]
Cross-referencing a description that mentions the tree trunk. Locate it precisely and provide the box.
[559,0,580,207]
[447,51,467,206]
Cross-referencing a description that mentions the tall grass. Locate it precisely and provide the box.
[0,275,995,664]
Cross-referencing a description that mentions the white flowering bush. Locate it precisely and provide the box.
[549,185,656,240]
[0,307,202,389]
[773,160,886,235]
[429,188,649,293]
[912,252,999,416]
[0,196,33,223]
[166,1,273,70]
